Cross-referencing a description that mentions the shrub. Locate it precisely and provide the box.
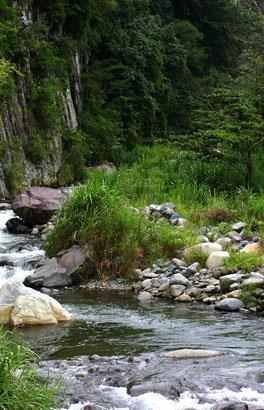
[44,173,196,278]
[0,328,57,410]
[203,208,234,223]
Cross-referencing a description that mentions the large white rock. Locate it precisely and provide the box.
[11,295,70,326]
[206,251,230,270]
[185,242,222,259]
[0,281,71,326]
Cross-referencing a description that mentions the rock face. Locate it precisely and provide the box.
[215,298,245,312]
[0,281,70,326]
[25,246,86,288]
[12,187,67,225]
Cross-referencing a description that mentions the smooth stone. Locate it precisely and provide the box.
[137,291,153,301]
[187,262,200,274]
[170,273,190,286]
[220,273,244,292]
[240,242,262,254]
[232,222,247,233]
[243,272,264,288]
[206,251,230,269]
[215,298,245,312]
[164,349,221,359]
[216,237,232,249]
[0,281,71,326]
[172,258,186,267]
[204,285,219,294]
[226,290,241,298]
[141,279,152,289]
[170,285,185,297]
[175,294,192,302]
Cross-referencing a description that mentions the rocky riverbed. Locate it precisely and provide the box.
[1,193,264,409]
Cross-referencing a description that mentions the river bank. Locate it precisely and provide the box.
[1,204,264,409]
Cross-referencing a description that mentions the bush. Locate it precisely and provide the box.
[223,252,263,273]
[44,173,196,277]
[203,208,234,223]
[0,328,57,410]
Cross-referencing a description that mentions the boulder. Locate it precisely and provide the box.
[240,242,262,254]
[164,349,221,359]
[170,285,185,298]
[12,296,61,326]
[243,272,264,288]
[24,246,86,288]
[185,242,222,260]
[6,218,31,234]
[175,294,192,302]
[137,291,153,301]
[0,281,70,326]
[220,273,244,292]
[12,187,67,225]
[170,273,190,286]
[215,298,245,312]
[206,251,230,270]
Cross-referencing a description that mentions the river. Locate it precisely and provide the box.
[0,208,264,410]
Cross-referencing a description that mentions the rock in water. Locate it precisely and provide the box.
[137,291,153,301]
[6,218,31,234]
[164,349,221,359]
[12,187,67,225]
[0,281,70,326]
[215,298,245,312]
[25,246,86,288]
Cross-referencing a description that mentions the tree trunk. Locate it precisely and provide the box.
[245,152,253,188]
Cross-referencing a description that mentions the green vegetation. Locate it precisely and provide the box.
[223,252,263,273]
[46,146,264,277]
[0,328,57,410]
[45,171,196,277]
[0,1,263,196]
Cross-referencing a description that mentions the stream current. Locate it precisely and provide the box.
[0,208,263,410]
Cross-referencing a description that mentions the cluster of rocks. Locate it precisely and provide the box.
[133,254,264,312]
[198,221,262,255]
[144,202,187,227]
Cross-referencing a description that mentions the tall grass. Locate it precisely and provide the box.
[0,328,57,410]
[45,173,197,277]
[45,145,264,278]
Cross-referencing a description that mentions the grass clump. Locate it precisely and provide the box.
[45,173,196,277]
[184,247,209,268]
[223,252,263,273]
[0,328,57,410]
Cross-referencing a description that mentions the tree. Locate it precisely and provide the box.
[185,87,264,188]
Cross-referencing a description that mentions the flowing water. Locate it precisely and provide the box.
[0,208,264,410]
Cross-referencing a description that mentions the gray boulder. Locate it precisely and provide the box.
[170,273,190,286]
[24,246,86,288]
[215,298,245,312]
[13,187,67,225]
[220,273,244,292]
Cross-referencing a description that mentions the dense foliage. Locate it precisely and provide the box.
[1,0,263,190]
